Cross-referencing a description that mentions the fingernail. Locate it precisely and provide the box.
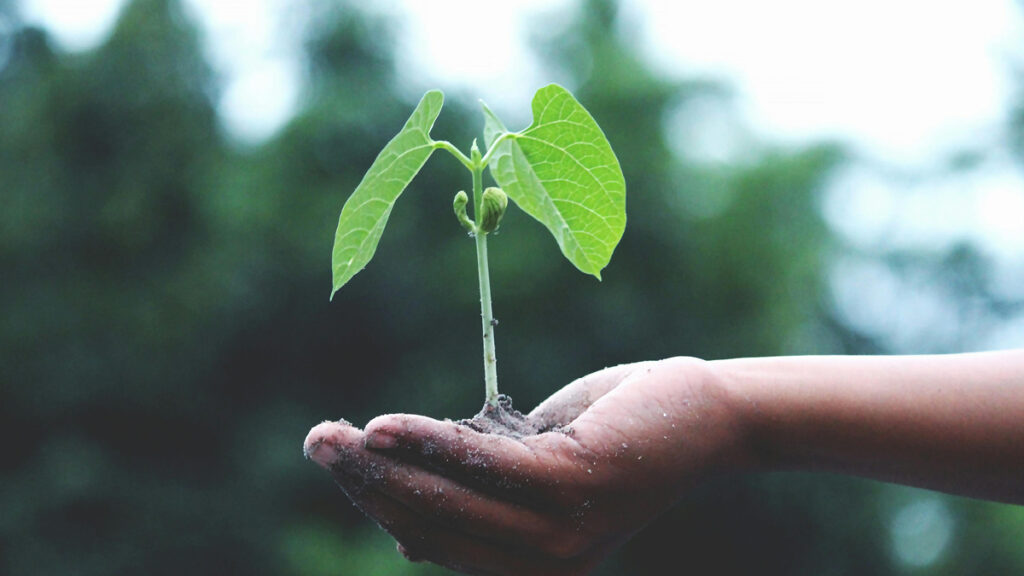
[365,431,397,450]
[303,421,346,469]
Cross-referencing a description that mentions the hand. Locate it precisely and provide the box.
[303,357,747,576]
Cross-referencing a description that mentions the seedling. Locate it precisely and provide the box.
[331,84,626,408]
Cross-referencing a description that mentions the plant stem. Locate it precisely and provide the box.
[432,140,474,171]
[479,132,515,166]
[471,148,500,407]
[476,229,499,407]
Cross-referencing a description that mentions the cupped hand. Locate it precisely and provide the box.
[303,357,748,576]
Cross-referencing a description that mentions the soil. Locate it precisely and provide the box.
[457,394,568,439]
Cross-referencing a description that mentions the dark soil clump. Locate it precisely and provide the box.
[457,394,551,439]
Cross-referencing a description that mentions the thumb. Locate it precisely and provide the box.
[528,362,653,429]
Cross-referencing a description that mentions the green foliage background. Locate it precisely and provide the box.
[1,0,1021,574]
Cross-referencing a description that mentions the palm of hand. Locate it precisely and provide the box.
[304,357,740,576]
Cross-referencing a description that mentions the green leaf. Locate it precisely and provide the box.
[331,90,444,298]
[483,84,626,279]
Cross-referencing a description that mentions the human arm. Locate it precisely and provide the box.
[714,350,1024,503]
[303,351,1024,575]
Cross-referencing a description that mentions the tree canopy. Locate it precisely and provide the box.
[1,0,1021,574]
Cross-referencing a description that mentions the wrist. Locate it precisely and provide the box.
[704,358,777,474]
[656,356,761,475]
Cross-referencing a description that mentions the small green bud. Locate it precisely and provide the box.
[479,187,508,233]
[470,138,482,164]
[453,190,475,233]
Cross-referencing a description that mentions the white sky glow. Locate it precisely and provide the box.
[22,0,1024,157]
[20,0,1024,274]
[632,0,1023,163]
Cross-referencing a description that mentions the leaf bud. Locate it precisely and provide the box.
[453,190,475,233]
[479,187,508,233]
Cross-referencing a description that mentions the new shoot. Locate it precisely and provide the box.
[330,84,626,407]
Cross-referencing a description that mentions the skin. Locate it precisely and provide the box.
[304,351,1024,575]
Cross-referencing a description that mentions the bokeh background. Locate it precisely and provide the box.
[2,0,1024,574]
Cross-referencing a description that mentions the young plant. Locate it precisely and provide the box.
[331,84,626,408]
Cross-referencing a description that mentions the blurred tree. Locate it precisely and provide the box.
[0,0,249,574]
[1,0,1021,574]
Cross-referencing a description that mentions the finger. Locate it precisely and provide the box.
[529,362,652,427]
[338,481,594,576]
[304,420,361,469]
[307,419,579,553]
[308,418,544,492]
[361,449,576,555]
[305,423,604,572]
[363,414,584,496]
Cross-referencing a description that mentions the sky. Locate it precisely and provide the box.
[13,0,1024,349]
[17,0,1023,157]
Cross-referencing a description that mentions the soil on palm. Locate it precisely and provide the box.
[457,394,558,439]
